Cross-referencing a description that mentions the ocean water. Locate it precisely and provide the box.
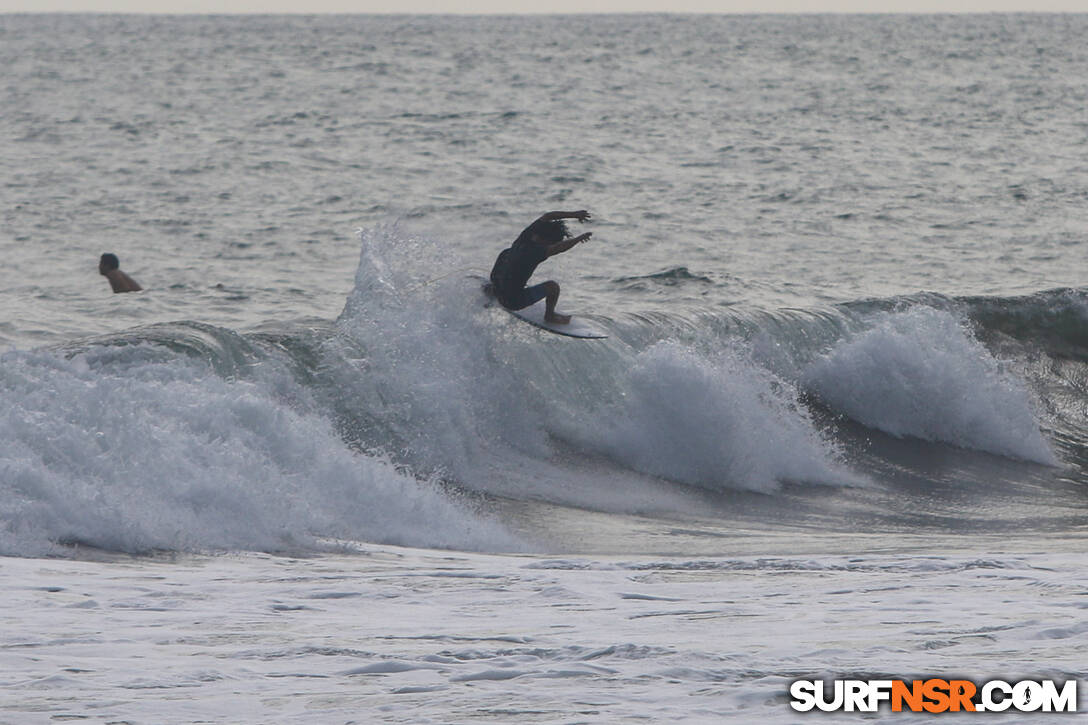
[1,12,1086,723]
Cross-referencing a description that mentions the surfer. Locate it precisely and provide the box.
[489,210,592,324]
[99,253,142,293]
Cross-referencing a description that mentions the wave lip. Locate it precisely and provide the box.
[803,307,1057,465]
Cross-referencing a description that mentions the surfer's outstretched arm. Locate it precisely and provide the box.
[536,210,591,224]
[546,232,591,257]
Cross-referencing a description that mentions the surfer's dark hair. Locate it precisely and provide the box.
[519,219,569,244]
[100,253,120,270]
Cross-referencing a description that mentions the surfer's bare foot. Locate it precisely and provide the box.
[545,312,571,325]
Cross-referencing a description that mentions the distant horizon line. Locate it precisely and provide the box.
[2,8,1086,13]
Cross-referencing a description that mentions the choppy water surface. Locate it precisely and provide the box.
[0,13,1086,723]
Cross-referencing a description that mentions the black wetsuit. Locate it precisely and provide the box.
[489,237,550,310]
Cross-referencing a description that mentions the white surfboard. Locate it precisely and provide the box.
[476,277,607,339]
[506,298,608,339]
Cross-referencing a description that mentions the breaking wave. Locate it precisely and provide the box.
[0,224,1081,557]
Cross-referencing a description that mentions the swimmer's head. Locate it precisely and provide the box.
[99,253,120,274]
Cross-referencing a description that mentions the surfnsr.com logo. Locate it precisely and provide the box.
[790,679,1078,713]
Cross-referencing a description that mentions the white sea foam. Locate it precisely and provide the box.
[333,224,552,478]
[0,344,520,557]
[575,342,857,493]
[337,227,862,502]
[332,228,679,518]
[803,307,1057,464]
